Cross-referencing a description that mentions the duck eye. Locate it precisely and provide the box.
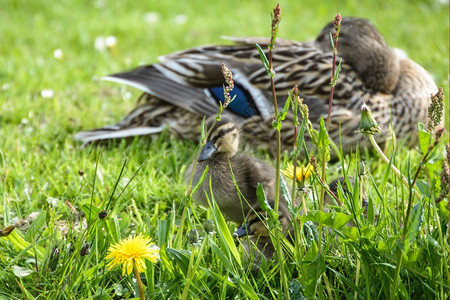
[218,129,226,137]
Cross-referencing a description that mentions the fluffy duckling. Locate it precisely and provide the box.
[189,117,288,224]
[234,200,293,261]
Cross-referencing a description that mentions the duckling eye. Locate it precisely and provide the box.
[218,129,226,137]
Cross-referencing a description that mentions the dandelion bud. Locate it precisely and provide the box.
[187,229,199,245]
[203,220,215,234]
[358,102,383,136]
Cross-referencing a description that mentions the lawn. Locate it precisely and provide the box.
[0,0,449,299]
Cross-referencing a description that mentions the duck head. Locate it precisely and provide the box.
[234,201,292,238]
[198,117,240,161]
[315,17,400,94]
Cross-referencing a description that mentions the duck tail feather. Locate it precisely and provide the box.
[74,125,165,144]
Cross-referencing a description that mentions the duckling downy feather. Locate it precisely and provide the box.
[188,117,288,224]
[234,200,293,261]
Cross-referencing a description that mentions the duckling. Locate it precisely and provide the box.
[234,200,293,261]
[189,117,288,224]
[75,17,437,152]
[235,178,373,262]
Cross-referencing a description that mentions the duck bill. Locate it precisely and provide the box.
[234,222,253,238]
[198,141,217,161]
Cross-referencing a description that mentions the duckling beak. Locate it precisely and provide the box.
[234,222,253,238]
[199,141,217,161]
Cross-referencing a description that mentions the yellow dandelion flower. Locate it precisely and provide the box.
[105,233,159,276]
[281,162,313,184]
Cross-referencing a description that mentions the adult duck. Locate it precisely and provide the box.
[75,17,437,152]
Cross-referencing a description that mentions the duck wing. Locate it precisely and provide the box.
[104,39,370,116]
[104,43,283,119]
[103,66,220,117]
[78,40,368,145]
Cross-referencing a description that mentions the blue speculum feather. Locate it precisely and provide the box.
[209,85,256,117]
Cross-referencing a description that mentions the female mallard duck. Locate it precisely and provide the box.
[188,117,289,224]
[75,17,437,152]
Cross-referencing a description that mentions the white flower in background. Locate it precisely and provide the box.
[28,211,40,221]
[23,184,32,198]
[144,12,160,24]
[174,14,187,25]
[105,36,117,48]
[53,48,63,59]
[46,197,59,207]
[41,89,54,99]
[95,36,106,51]
[123,91,132,100]
[95,35,117,51]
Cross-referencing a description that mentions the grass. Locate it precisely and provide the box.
[0,0,449,299]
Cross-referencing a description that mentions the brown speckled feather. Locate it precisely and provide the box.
[75,17,437,153]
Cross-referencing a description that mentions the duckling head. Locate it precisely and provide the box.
[198,117,240,161]
[234,201,291,239]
